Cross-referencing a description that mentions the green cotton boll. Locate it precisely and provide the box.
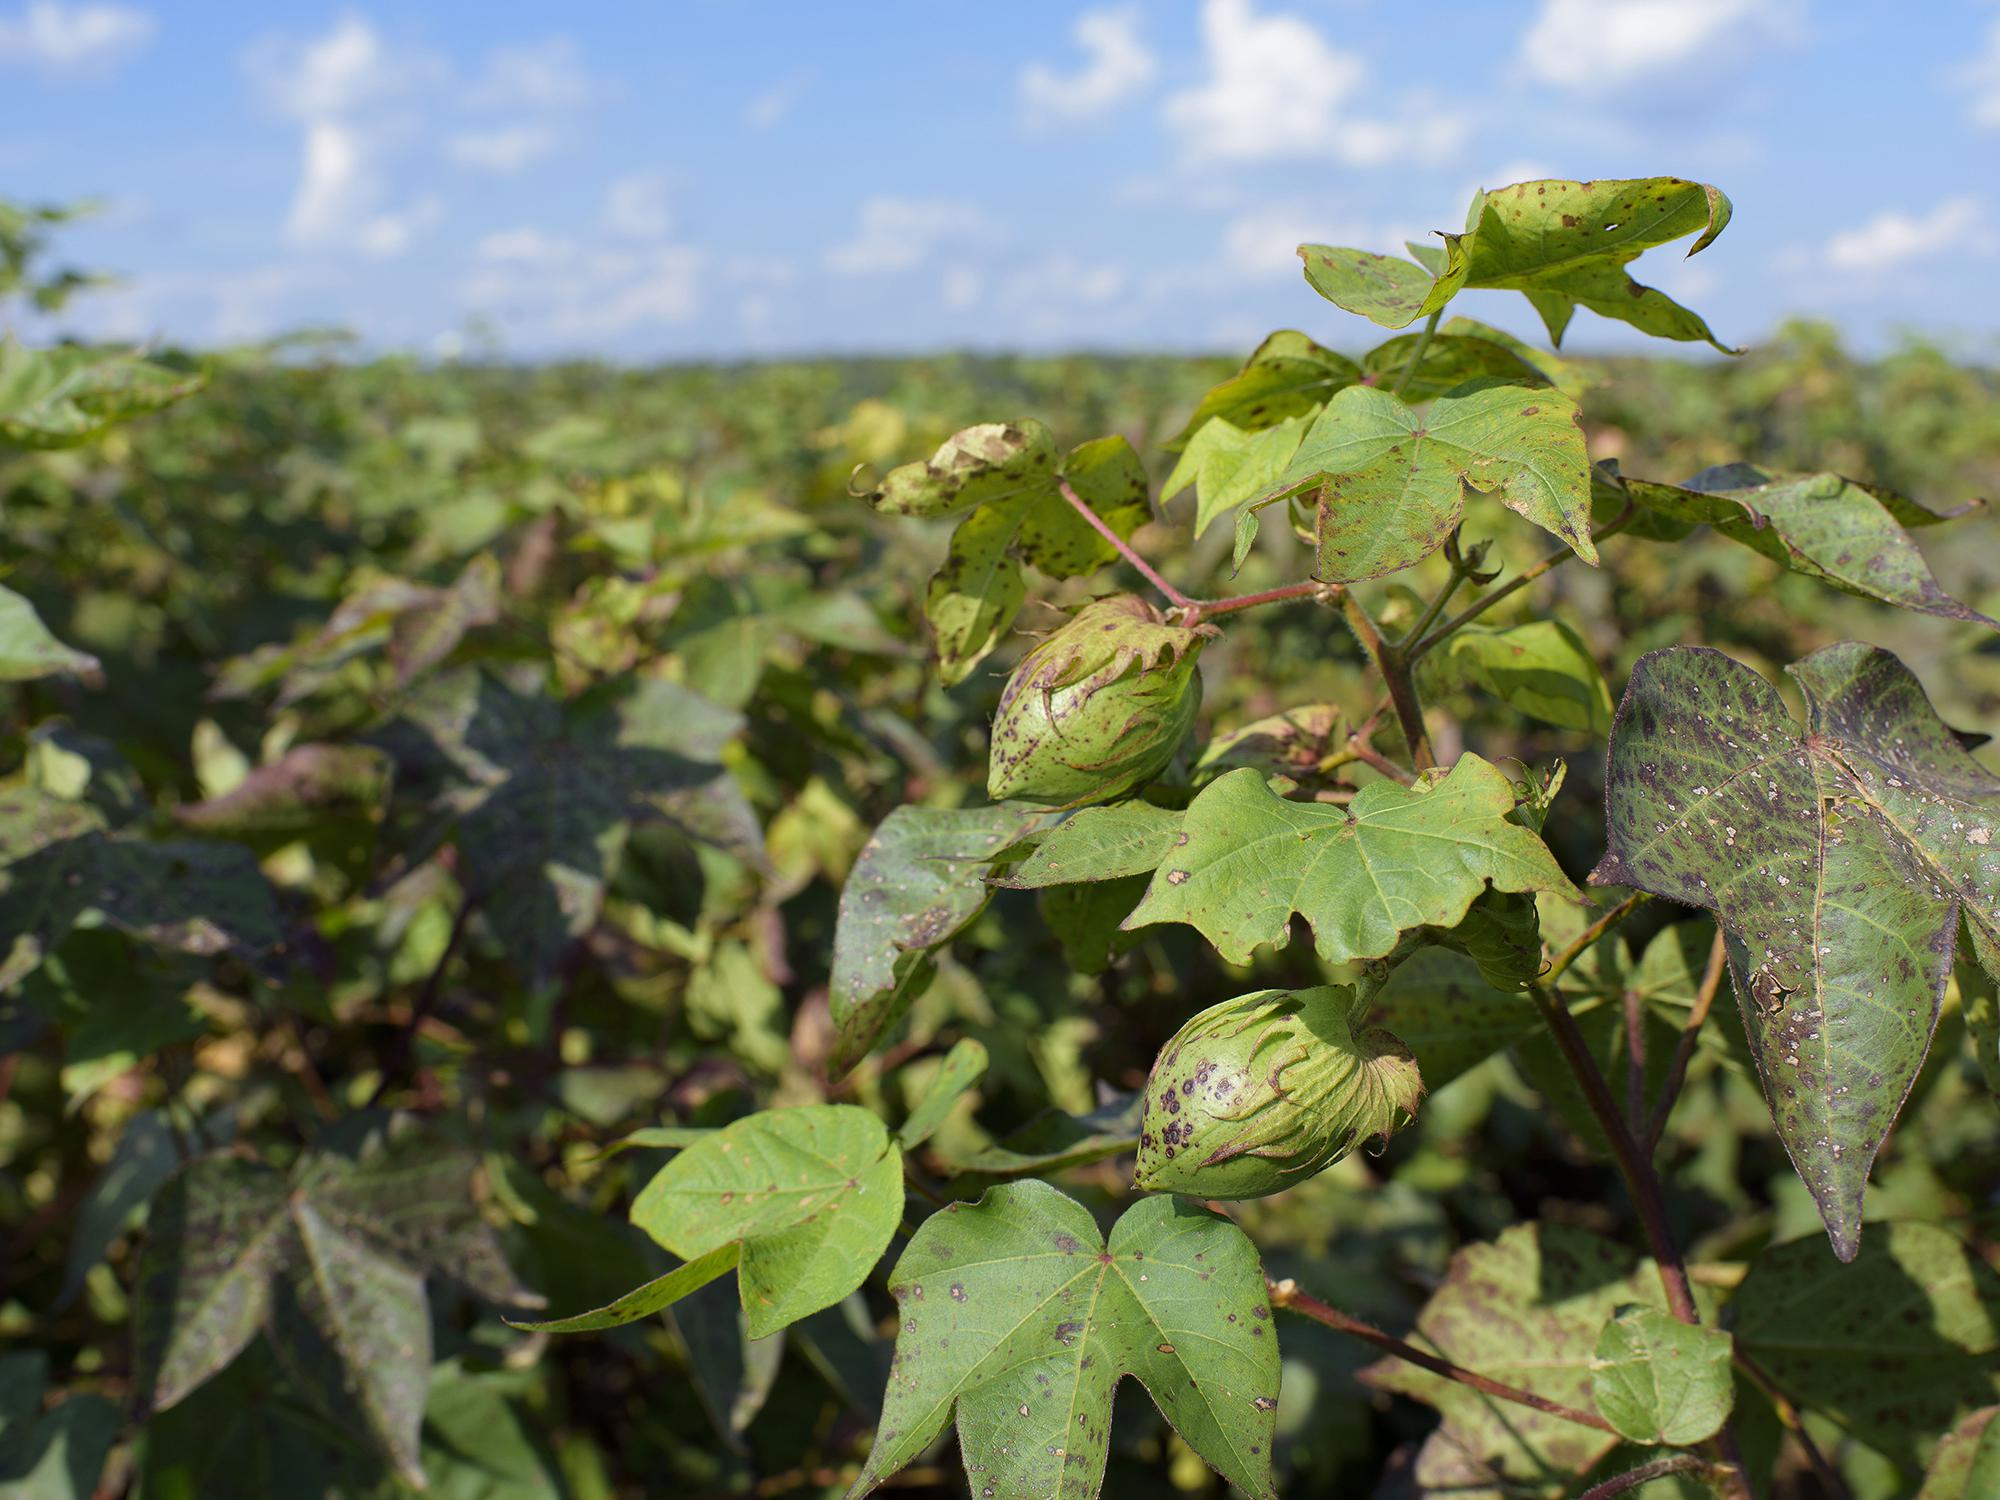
[1135,985,1424,1200]
[986,594,1211,806]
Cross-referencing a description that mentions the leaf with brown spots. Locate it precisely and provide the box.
[1734,1222,2000,1468]
[1122,756,1580,968]
[848,1182,1279,1500]
[1363,1223,1674,1496]
[1275,381,1595,582]
[1166,329,1361,447]
[1296,238,1468,330]
[630,1105,904,1340]
[1459,177,1736,352]
[1591,644,2000,1259]
[864,422,1152,683]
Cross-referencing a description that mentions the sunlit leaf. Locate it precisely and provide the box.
[1297,237,1467,330]
[1590,1305,1734,1446]
[1167,330,1360,447]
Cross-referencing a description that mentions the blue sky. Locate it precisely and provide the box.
[3,0,1999,359]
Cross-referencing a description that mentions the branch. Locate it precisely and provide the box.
[1390,309,1442,398]
[1055,477,1194,610]
[1578,1455,1709,1500]
[1268,1278,1615,1434]
[1182,579,1338,624]
[364,895,477,1110]
[1542,892,1649,986]
[1736,1351,1853,1500]
[1342,591,1434,771]
[1408,499,1639,663]
[1643,927,1729,1154]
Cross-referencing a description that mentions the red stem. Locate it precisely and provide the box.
[1187,579,1335,621]
[1056,478,1194,609]
[1642,928,1728,1154]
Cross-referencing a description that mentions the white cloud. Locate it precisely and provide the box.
[1824,196,1991,274]
[447,124,556,173]
[1519,0,1797,91]
[1961,13,2000,129]
[603,173,672,239]
[1164,0,1463,166]
[826,197,987,275]
[463,37,590,110]
[942,266,983,311]
[463,242,705,343]
[1222,204,1360,279]
[1020,5,1155,123]
[746,69,811,129]
[477,227,576,264]
[0,0,151,75]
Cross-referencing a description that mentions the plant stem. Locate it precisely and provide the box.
[1390,309,1442,398]
[1056,477,1195,609]
[1577,1455,1709,1500]
[1394,567,1468,653]
[1342,591,1434,771]
[1541,892,1649,986]
[1185,578,1337,623]
[365,895,477,1111]
[1735,1351,1853,1500]
[1267,1278,1615,1435]
[1623,988,1647,1138]
[1408,500,1639,663]
[1643,928,1729,1154]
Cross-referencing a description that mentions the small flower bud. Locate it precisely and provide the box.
[1136,985,1423,1199]
[986,595,1211,806]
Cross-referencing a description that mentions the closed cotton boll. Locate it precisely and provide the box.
[986,594,1211,806]
[1136,985,1423,1200]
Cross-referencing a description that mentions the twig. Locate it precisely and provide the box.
[1623,988,1647,1138]
[1183,579,1337,623]
[1578,1455,1709,1499]
[1268,1278,1615,1434]
[1390,309,1442,398]
[1408,500,1639,663]
[1395,567,1469,652]
[1342,591,1434,771]
[1643,928,1729,1154]
[1542,892,1649,986]
[364,895,477,1110]
[1056,477,1195,609]
[1736,1351,1853,1500]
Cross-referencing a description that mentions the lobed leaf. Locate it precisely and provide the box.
[1297,238,1467,330]
[1166,330,1360,447]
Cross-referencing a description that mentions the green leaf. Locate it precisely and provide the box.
[848,1182,1280,1500]
[630,1105,903,1339]
[1193,702,1344,794]
[867,422,1151,683]
[1591,644,2000,1259]
[1734,1222,2000,1466]
[509,1244,740,1333]
[1279,382,1594,582]
[1161,415,1306,540]
[374,670,764,985]
[1167,330,1360,447]
[1364,1223,1668,1494]
[1431,618,1614,734]
[1599,463,1997,629]
[1298,237,1467,330]
[943,1094,1143,1179]
[1460,178,1736,352]
[899,1038,989,1149]
[1590,1306,1734,1446]
[174,744,390,835]
[1123,757,1580,967]
[0,788,287,989]
[993,800,1184,889]
[0,585,100,684]
[830,802,1053,1077]
[0,338,202,448]
[0,1352,118,1500]
[57,1109,181,1307]
[1920,1407,2000,1499]
[1962,929,2000,1099]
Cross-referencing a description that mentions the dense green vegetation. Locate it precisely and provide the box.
[4,181,2000,1499]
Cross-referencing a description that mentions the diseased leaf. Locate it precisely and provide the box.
[1194,702,1344,794]
[866,422,1151,682]
[1460,178,1735,352]
[1591,644,2000,1258]
[174,745,389,835]
[1734,1222,2000,1466]
[1599,462,1997,629]
[993,800,1184,889]
[899,1038,989,1149]
[0,337,202,448]
[1590,1305,1734,1446]
[848,1182,1280,1500]
[630,1105,903,1339]
[1431,618,1614,734]
[1167,330,1360,447]
[1278,382,1594,582]
[830,802,1053,1077]
[1123,757,1580,967]
[1358,331,1555,403]
[0,585,101,684]
[1919,1406,2000,1499]
[942,1094,1143,1179]
[1297,238,1467,330]
[374,670,763,984]
[57,1110,182,1308]
[1368,946,1540,1091]
[1364,1223,1670,1495]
